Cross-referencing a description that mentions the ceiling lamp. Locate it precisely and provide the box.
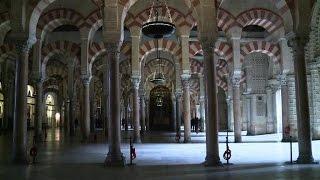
[150,40,166,85]
[142,0,176,39]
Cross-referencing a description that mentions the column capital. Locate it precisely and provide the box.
[181,74,191,88]
[14,40,32,54]
[277,74,287,86]
[131,76,141,90]
[81,75,92,86]
[287,34,309,49]
[175,90,182,98]
[105,42,120,53]
[231,72,242,88]
[200,40,215,52]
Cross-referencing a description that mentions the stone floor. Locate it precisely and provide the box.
[0,128,320,179]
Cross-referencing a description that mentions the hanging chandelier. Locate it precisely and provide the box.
[150,39,166,85]
[142,0,176,39]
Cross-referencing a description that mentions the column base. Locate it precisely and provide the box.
[133,137,141,143]
[296,154,315,164]
[234,136,242,143]
[184,136,191,143]
[13,153,28,164]
[104,153,126,167]
[204,155,222,166]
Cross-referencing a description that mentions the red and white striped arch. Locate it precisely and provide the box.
[88,42,131,64]
[86,10,103,41]
[36,8,86,39]
[125,6,196,29]
[240,41,281,64]
[190,59,204,74]
[189,41,233,64]
[236,8,284,34]
[42,41,80,66]
[216,59,229,91]
[140,39,182,62]
[217,8,237,32]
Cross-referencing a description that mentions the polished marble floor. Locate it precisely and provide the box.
[0,129,320,180]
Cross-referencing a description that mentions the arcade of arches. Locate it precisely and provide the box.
[1,0,320,178]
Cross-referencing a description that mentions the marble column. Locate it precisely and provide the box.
[64,99,70,135]
[35,78,44,140]
[266,86,274,133]
[226,97,234,131]
[13,40,30,164]
[175,91,182,134]
[145,99,150,131]
[279,74,290,141]
[105,43,125,166]
[102,62,109,137]
[131,77,141,143]
[67,63,75,136]
[181,74,191,143]
[82,77,91,141]
[124,100,129,131]
[291,36,314,164]
[171,94,177,131]
[232,74,242,143]
[199,74,205,132]
[203,43,221,166]
[140,93,146,134]
[245,95,251,134]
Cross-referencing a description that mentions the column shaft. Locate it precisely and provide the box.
[232,76,242,143]
[132,83,141,143]
[280,75,290,141]
[292,37,314,163]
[105,43,125,166]
[13,43,29,163]
[140,96,146,133]
[203,44,221,166]
[181,76,191,143]
[175,93,182,134]
[35,80,43,140]
[82,81,91,140]
[266,87,274,133]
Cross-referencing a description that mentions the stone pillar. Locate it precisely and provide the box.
[67,63,75,136]
[175,91,182,134]
[279,74,290,141]
[145,99,150,131]
[64,99,70,135]
[102,62,109,137]
[199,74,205,132]
[124,100,129,131]
[226,96,234,131]
[245,95,251,134]
[35,78,44,140]
[13,40,30,164]
[181,74,191,143]
[266,86,274,133]
[81,77,91,141]
[104,43,125,166]
[203,42,221,166]
[291,36,314,164]
[131,76,141,143]
[140,93,146,134]
[171,94,177,131]
[90,89,96,133]
[232,73,242,143]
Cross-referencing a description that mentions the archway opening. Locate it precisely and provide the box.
[149,85,172,131]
